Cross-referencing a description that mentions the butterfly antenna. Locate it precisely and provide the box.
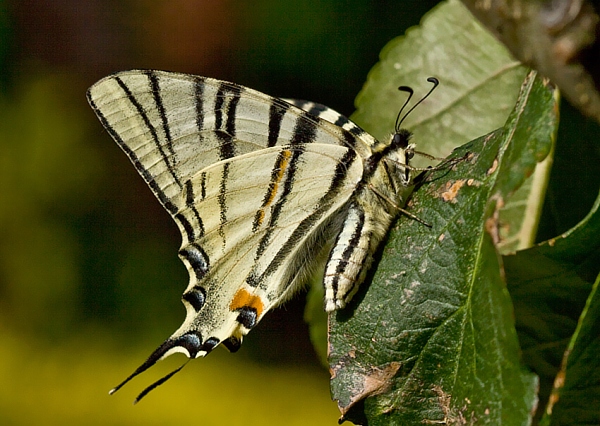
[133,361,189,404]
[394,87,414,132]
[395,77,439,132]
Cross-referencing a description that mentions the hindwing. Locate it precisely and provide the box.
[174,144,362,350]
[87,70,374,220]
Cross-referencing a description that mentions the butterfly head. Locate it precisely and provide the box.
[385,77,439,185]
[386,130,415,185]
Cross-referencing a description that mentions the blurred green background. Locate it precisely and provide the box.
[0,0,444,424]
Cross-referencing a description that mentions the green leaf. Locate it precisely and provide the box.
[486,73,558,251]
[544,273,600,425]
[352,0,558,253]
[495,149,554,255]
[493,74,559,254]
[504,190,600,424]
[329,70,555,424]
[353,0,558,250]
[351,0,527,166]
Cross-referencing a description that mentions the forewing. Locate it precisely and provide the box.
[87,70,373,219]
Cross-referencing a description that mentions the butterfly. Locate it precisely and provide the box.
[87,70,442,401]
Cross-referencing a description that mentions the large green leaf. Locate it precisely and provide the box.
[504,191,600,424]
[329,70,555,424]
[352,0,558,254]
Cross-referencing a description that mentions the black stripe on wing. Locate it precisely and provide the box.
[217,162,230,245]
[251,146,359,288]
[214,82,244,246]
[252,148,292,233]
[195,171,205,201]
[87,87,183,220]
[194,76,205,144]
[285,99,368,141]
[214,82,241,161]
[147,71,177,160]
[251,146,306,265]
[177,179,205,241]
[114,74,184,193]
[248,108,322,276]
[290,109,319,145]
[268,100,290,147]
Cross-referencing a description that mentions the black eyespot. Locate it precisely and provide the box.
[183,285,206,312]
[235,307,258,329]
[200,337,220,354]
[175,331,203,358]
[179,244,209,279]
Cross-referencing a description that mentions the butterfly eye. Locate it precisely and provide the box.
[391,131,410,149]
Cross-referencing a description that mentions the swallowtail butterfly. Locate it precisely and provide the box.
[87,70,442,401]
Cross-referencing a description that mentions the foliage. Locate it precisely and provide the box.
[311,1,599,424]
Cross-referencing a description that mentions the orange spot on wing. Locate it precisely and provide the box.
[254,150,291,228]
[230,288,264,318]
[255,209,265,225]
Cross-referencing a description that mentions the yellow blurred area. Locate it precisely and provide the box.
[0,327,339,425]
